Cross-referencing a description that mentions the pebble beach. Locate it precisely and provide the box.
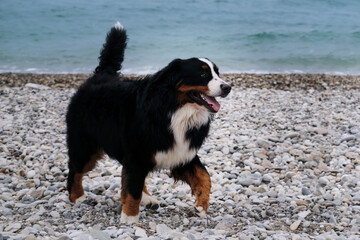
[0,73,359,239]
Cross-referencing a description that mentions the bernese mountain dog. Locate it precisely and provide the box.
[66,22,231,224]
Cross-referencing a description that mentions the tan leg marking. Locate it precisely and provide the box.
[120,168,141,217]
[122,193,141,217]
[172,165,211,214]
[69,150,103,203]
[120,168,142,224]
[189,165,211,212]
[143,184,150,195]
[69,172,84,203]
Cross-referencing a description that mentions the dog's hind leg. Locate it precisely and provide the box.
[171,155,211,218]
[68,149,103,203]
[141,180,159,210]
[120,167,150,224]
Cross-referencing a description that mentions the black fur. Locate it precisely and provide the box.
[186,125,210,150]
[95,25,127,74]
[171,155,208,182]
[66,23,227,202]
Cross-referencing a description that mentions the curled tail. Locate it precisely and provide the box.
[95,22,127,75]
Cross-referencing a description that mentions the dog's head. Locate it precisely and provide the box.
[162,58,231,113]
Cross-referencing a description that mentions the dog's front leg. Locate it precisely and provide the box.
[171,155,211,218]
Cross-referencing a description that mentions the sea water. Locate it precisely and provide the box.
[1,0,360,74]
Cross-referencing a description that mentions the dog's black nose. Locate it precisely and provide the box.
[221,84,231,95]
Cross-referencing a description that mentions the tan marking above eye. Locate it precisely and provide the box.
[201,65,209,69]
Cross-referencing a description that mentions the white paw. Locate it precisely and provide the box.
[75,195,86,204]
[120,212,139,224]
[195,206,206,218]
[141,193,159,209]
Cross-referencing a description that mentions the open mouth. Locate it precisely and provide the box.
[189,91,220,113]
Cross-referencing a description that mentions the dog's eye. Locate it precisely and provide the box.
[201,72,208,78]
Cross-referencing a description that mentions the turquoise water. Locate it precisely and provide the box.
[1,0,360,74]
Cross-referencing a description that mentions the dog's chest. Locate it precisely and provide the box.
[154,104,210,169]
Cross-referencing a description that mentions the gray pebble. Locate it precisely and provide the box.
[340,135,356,142]
[238,173,262,186]
[215,216,237,230]
[302,187,311,195]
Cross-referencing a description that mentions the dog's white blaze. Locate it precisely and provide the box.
[155,104,210,169]
[114,21,124,30]
[198,58,228,96]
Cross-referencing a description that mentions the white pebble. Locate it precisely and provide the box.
[26,170,36,179]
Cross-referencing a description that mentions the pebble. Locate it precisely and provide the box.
[222,146,230,154]
[340,135,356,142]
[238,173,262,186]
[134,227,148,238]
[298,210,311,219]
[89,227,111,240]
[296,200,308,206]
[268,136,281,142]
[50,211,60,218]
[214,216,236,230]
[175,201,188,208]
[267,190,278,198]
[301,187,311,195]
[149,222,157,231]
[262,174,273,183]
[26,170,36,179]
[5,222,22,233]
[319,177,330,187]
[254,151,267,159]
[316,127,328,135]
[284,132,300,140]
[25,83,50,90]
[318,161,329,172]
[0,81,359,239]
[156,224,172,235]
[256,139,271,150]
[290,220,302,231]
[30,188,45,199]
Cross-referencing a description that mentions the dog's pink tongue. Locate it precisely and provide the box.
[204,95,220,112]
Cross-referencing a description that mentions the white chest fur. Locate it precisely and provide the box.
[154,104,210,169]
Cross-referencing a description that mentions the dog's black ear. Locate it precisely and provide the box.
[167,58,182,69]
[154,58,182,85]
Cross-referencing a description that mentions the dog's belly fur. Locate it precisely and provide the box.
[154,104,210,169]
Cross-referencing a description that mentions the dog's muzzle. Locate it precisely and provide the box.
[220,83,231,97]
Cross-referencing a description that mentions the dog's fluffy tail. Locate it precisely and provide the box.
[94,22,127,75]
